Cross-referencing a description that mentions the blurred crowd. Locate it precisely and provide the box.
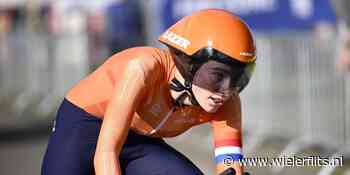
[0,0,146,68]
[0,1,148,128]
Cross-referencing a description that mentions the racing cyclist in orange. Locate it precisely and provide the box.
[41,9,256,175]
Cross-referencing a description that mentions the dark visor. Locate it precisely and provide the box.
[190,47,255,93]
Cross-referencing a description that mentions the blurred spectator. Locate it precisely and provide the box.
[0,10,11,34]
[0,9,12,99]
[313,21,336,48]
[332,0,350,72]
[87,10,108,70]
[105,0,146,55]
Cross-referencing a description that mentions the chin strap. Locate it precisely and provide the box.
[169,78,199,107]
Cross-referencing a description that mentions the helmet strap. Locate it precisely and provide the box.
[169,48,208,107]
[169,78,199,107]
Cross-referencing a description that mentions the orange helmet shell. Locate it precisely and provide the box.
[159,9,256,63]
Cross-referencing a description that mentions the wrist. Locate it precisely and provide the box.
[94,151,120,175]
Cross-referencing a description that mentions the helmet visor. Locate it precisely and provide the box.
[190,48,256,93]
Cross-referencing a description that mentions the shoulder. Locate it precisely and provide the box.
[108,47,168,70]
[106,47,172,84]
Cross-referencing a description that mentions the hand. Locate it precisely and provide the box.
[219,168,236,175]
[219,168,250,175]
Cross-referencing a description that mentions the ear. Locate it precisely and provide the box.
[172,54,194,81]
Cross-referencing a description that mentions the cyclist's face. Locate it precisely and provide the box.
[192,60,237,113]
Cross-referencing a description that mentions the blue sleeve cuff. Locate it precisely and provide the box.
[215,154,243,164]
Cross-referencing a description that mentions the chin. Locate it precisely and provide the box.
[202,104,220,113]
[196,96,221,113]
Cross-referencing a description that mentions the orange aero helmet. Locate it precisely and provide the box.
[159,9,256,63]
[159,9,256,94]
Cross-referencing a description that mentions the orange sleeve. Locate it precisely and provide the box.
[211,95,244,175]
[94,57,157,175]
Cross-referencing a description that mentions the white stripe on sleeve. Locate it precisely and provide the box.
[214,146,242,157]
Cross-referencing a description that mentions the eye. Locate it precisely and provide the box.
[212,71,225,81]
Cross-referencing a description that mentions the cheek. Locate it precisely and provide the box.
[192,85,214,109]
[192,85,212,101]
[192,84,221,113]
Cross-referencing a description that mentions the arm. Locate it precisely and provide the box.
[94,59,147,175]
[211,95,243,175]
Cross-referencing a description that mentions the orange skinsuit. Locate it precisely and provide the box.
[66,46,243,174]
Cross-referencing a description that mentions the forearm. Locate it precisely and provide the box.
[93,103,132,175]
[94,151,122,175]
[93,110,131,175]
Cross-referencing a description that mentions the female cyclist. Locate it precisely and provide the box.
[41,9,256,175]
